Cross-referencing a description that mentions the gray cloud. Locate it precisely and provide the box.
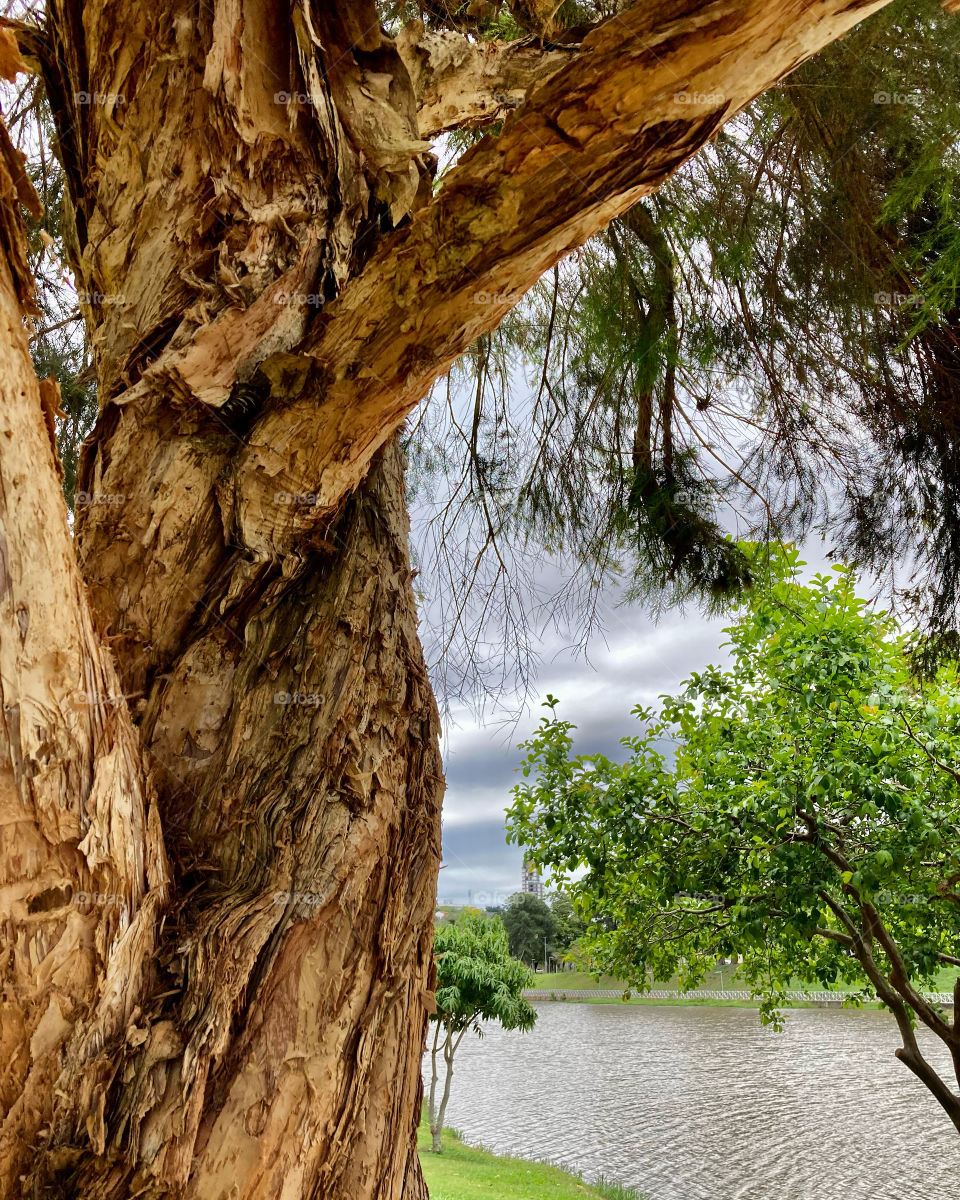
[435,601,730,904]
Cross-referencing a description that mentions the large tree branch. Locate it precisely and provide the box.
[222,0,909,552]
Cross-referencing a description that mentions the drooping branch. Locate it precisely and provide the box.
[224,0,907,553]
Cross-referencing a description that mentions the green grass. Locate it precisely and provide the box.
[418,1112,641,1200]
[535,969,734,992]
[536,966,960,1007]
[532,971,629,991]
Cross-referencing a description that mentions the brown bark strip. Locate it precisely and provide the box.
[0,105,169,1197]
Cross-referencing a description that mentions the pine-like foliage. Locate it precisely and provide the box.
[409,0,960,697]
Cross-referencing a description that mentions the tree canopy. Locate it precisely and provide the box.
[15,0,960,702]
[434,911,537,1032]
[508,549,960,1128]
[501,891,558,967]
[549,890,586,958]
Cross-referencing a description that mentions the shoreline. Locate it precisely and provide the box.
[523,988,955,1012]
[418,1112,642,1200]
[525,991,874,1010]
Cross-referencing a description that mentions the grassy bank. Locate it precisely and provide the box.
[418,1113,640,1200]
[532,966,960,1010]
[531,968,772,1008]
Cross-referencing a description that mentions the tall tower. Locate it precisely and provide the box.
[521,858,545,901]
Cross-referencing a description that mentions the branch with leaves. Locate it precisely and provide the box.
[508,547,960,1132]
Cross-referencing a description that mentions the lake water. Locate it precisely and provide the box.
[423,1002,960,1200]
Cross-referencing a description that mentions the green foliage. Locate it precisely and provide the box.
[433,911,537,1034]
[548,890,586,956]
[500,892,557,968]
[507,548,960,1032]
[428,913,536,1151]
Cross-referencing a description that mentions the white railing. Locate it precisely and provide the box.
[524,988,955,1005]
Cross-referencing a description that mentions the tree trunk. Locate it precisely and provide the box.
[429,1022,458,1152]
[0,0,923,1196]
[427,1021,442,1150]
[430,1028,457,1154]
[0,3,445,1197]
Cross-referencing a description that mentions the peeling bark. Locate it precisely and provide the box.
[0,0,937,1196]
[397,22,576,139]
[7,4,443,1197]
[0,96,169,1198]
[244,0,900,536]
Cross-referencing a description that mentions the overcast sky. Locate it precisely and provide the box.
[433,595,731,906]
[431,539,849,907]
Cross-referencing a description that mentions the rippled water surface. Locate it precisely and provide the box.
[423,1002,960,1200]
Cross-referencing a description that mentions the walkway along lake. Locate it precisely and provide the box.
[423,1002,960,1200]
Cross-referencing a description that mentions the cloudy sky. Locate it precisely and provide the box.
[433,595,732,906]
[430,539,849,906]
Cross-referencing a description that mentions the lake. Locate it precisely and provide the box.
[423,1002,960,1200]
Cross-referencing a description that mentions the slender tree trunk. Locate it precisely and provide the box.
[427,1020,442,1149]
[0,0,920,1195]
[431,1028,458,1153]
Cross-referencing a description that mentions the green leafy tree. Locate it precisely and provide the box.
[501,890,558,968]
[549,890,586,963]
[508,549,960,1133]
[428,913,536,1151]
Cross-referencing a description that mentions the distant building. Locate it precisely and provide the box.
[521,859,545,901]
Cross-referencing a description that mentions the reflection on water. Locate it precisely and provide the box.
[423,1002,959,1200]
